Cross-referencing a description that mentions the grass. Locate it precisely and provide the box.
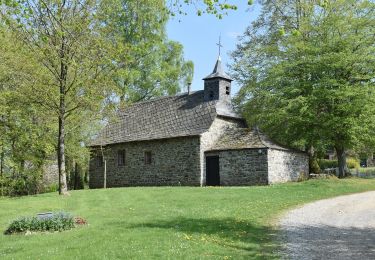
[1,178,375,259]
[351,167,375,178]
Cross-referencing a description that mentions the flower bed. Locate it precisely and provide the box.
[4,212,87,235]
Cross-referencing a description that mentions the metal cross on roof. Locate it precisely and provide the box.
[216,35,223,56]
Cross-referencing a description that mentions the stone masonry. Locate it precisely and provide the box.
[206,148,269,186]
[89,136,201,188]
[200,116,246,185]
[268,149,309,184]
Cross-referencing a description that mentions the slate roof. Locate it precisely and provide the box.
[210,127,291,151]
[203,56,233,81]
[90,90,241,146]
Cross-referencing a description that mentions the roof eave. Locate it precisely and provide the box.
[202,75,233,81]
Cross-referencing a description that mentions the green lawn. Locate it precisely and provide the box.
[1,178,375,259]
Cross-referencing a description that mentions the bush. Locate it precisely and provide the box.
[0,170,55,197]
[2,171,43,197]
[346,158,360,169]
[318,158,360,170]
[4,212,75,235]
[42,183,59,193]
[318,159,338,170]
[309,158,321,174]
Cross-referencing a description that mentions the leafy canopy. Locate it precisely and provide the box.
[231,0,375,172]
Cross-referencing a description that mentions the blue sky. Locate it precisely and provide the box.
[167,2,261,94]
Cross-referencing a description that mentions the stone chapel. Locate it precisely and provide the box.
[88,56,308,188]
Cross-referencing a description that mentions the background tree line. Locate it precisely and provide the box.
[0,0,200,195]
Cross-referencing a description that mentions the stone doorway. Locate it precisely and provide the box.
[206,156,220,186]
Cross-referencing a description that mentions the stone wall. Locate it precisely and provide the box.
[206,148,269,186]
[89,136,201,188]
[200,116,246,185]
[267,149,309,184]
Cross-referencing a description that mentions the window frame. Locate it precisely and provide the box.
[225,86,230,95]
[117,149,126,166]
[96,154,103,167]
[144,151,152,165]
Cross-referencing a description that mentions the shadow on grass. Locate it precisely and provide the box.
[280,225,375,259]
[128,217,280,258]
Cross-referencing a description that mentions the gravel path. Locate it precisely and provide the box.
[279,191,375,259]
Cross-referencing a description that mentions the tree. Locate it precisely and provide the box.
[231,0,375,177]
[0,25,56,195]
[100,0,194,103]
[1,0,195,195]
[1,0,114,194]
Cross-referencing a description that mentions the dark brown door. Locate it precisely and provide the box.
[206,156,220,186]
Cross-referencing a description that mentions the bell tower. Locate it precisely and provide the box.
[203,56,233,102]
[203,37,233,102]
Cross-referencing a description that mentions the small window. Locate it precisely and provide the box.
[144,151,152,165]
[226,86,230,95]
[96,155,103,167]
[118,149,126,166]
[209,91,214,100]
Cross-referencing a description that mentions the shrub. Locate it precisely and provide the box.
[346,158,360,169]
[4,171,43,197]
[0,171,57,197]
[309,158,321,174]
[318,158,360,170]
[42,183,59,193]
[318,159,338,170]
[4,212,75,235]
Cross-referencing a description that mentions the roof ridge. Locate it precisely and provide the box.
[117,91,205,115]
[89,90,218,146]
[254,126,270,148]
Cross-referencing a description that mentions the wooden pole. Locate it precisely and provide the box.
[104,159,107,189]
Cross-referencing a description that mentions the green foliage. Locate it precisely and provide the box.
[358,167,375,174]
[309,158,321,174]
[4,212,75,235]
[353,167,375,178]
[0,25,55,193]
[0,170,58,196]
[346,158,360,169]
[166,0,247,18]
[318,158,360,170]
[1,180,375,257]
[43,183,59,193]
[231,0,375,177]
[1,0,194,195]
[101,0,193,103]
[67,163,85,190]
[318,159,338,170]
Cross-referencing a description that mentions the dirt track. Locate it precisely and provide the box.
[279,191,375,259]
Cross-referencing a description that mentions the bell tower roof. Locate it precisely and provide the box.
[202,56,233,81]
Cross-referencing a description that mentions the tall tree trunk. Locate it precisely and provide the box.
[57,29,69,195]
[335,145,347,178]
[58,112,68,195]
[0,148,3,178]
[74,161,78,190]
[0,146,3,197]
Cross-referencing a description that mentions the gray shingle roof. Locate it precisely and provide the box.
[203,56,233,81]
[90,90,239,146]
[210,127,291,151]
